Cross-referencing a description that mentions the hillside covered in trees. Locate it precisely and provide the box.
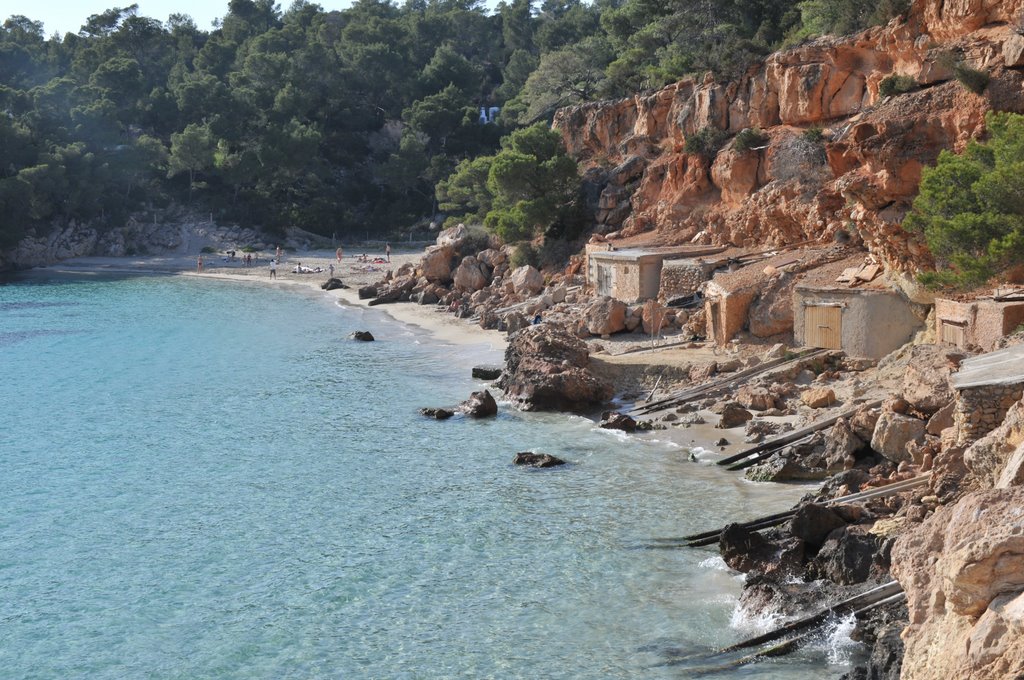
[0,0,909,249]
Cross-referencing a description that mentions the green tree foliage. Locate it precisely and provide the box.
[438,123,578,242]
[0,0,910,249]
[904,113,1024,289]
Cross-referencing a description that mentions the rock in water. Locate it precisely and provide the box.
[472,365,503,380]
[599,411,637,432]
[496,324,613,412]
[349,331,375,341]
[513,452,566,468]
[458,389,498,418]
[419,407,454,420]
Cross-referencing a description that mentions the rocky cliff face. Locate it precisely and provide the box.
[891,487,1024,680]
[553,0,1024,272]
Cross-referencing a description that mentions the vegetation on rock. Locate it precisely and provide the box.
[905,112,1024,289]
[878,73,918,97]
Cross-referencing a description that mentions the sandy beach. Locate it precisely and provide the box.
[44,247,509,351]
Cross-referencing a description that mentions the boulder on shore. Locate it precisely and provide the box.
[599,411,637,432]
[496,324,613,412]
[458,389,498,418]
[584,296,627,336]
[871,410,925,464]
[472,365,503,380]
[717,403,753,428]
[801,387,836,408]
[321,277,347,291]
[901,344,959,416]
[513,452,567,468]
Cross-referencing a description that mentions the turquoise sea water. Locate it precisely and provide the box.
[0,273,855,678]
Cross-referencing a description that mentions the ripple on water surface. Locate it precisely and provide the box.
[0,274,847,678]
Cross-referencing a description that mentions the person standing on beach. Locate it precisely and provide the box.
[329,263,335,278]
[269,259,277,279]
[336,246,344,263]
[385,243,391,262]
[197,255,204,273]
[276,245,282,261]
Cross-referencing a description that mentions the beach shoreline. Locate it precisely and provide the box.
[38,249,510,352]
[32,249,786,458]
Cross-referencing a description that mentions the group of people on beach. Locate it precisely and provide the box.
[194,242,393,279]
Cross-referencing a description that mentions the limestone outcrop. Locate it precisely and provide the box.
[496,324,613,412]
[552,0,1024,271]
[892,487,1024,680]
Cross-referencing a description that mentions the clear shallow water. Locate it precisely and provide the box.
[0,273,853,678]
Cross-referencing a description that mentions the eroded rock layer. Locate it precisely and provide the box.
[553,0,1024,271]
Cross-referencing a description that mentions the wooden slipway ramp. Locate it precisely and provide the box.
[649,581,906,673]
[637,473,929,549]
[714,399,883,472]
[627,348,830,417]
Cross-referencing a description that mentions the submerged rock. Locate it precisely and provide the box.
[419,407,454,420]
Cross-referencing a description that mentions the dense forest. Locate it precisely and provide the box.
[0,0,908,248]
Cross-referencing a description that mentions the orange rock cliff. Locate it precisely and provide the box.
[553,0,1024,281]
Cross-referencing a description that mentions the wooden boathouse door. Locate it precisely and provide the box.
[805,304,842,350]
[939,320,966,348]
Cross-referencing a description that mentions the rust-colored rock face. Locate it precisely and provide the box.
[891,487,1024,680]
[553,0,1024,270]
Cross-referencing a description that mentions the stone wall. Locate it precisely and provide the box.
[955,383,1024,445]
[936,298,1024,351]
[660,261,710,300]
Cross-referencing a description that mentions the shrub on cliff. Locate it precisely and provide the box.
[879,74,918,98]
[953,63,990,94]
[904,112,1024,289]
[733,128,769,152]
[686,127,729,157]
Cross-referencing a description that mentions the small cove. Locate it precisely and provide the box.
[0,272,852,678]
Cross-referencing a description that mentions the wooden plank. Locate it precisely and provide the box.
[629,349,828,416]
[717,399,882,466]
[836,267,860,283]
[855,263,881,281]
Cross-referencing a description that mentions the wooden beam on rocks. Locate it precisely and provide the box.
[667,473,929,548]
[716,399,883,468]
[629,348,829,416]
